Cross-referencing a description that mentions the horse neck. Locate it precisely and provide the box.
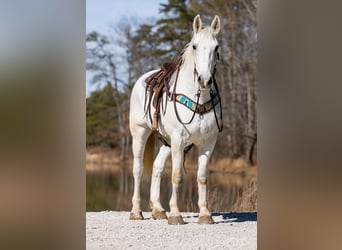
[175,58,212,102]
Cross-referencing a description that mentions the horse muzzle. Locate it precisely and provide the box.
[197,75,213,88]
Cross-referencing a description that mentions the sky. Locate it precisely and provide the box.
[86,0,167,96]
[87,0,167,35]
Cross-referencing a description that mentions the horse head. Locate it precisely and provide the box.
[191,15,221,89]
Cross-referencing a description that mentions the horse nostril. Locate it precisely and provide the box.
[198,76,202,82]
[208,77,213,85]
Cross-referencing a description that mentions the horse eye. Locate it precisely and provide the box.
[192,44,197,50]
[214,45,219,52]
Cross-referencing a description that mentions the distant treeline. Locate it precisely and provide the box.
[86,0,257,164]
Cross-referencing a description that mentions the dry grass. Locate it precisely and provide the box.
[86,146,132,172]
[86,147,256,172]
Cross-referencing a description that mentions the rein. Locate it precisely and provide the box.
[172,64,200,125]
[171,62,223,132]
[211,73,223,132]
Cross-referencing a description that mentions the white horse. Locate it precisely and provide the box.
[129,15,222,224]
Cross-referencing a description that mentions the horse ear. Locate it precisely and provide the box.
[193,14,202,33]
[211,15,221,34]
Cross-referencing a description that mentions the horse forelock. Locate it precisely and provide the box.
[181,27,218,69]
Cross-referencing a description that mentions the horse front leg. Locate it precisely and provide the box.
[168,136,185,225]
[150,145,170,220]
[197,138,217,224]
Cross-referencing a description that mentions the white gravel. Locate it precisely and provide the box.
[86,211,257,249]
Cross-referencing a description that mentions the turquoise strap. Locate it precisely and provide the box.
[174,93,219,114]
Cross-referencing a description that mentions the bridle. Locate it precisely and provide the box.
[171,52,223,132]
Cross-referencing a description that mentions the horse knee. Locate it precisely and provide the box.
[132,164,142,177]
[198,177,207,185]
[172,170,183,185]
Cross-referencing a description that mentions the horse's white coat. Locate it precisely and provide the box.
[129,15,221,223]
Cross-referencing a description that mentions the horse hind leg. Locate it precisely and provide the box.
[129,125,151,220]
[150,146,171,220]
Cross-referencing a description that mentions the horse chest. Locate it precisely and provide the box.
[189,114,216,140]
[198,117,210,134]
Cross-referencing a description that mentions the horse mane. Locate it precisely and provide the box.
[180,43,193,68]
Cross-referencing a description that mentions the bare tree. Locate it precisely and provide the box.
[86,31,130,159]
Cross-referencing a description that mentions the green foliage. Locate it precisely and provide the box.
[155,0,195,61]
[128,23,159,80]
[86,84,119,147]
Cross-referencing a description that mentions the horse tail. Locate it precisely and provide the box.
[143,134,155,179]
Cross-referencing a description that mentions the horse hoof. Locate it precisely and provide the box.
[198,215,215,224]
[152,210,167,220]
[129,211,144,220]
[168,215,185,225]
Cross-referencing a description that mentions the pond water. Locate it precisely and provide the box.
[86,163,256,212]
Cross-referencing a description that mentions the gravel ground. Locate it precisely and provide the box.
[86,211,257,249]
